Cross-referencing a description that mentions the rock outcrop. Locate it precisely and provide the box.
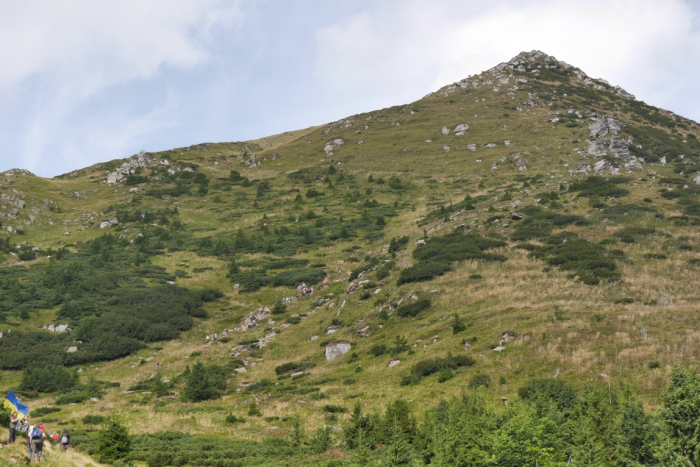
[105,151,152,184]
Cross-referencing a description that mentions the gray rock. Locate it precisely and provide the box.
[99,221,111,229]
[442,127,450,135]
[310,335,319,341]
[511,213,523,221]
[589,115,621,138]
[388,359,401,368]
[325,341,351,361]
[290,371,305,378]
[66,346,78,353]
[235,367,247,373]
[233,283,240,290]
[587,140,608,156]
[323,138,344,155]
[467,144,477,151]
[129,187,139,193]
[624,158,644,170]
[443,145,450,152]
[692,175,700,185]
[484,143,496,148]
[609,136,631,160]
[594,159,614,174]
[453,124,469,135]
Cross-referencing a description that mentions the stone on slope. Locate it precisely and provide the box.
[325,341,351,361]
[593,159,614,174]
[453,124,469,135]
[588,115,621,138]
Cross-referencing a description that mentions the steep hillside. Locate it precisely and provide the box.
[2,50,700,465]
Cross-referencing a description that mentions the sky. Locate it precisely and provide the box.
[1,0,699,177]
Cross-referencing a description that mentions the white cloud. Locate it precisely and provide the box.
[0,1,242,101]
[315,0,700,121]
[0,0,243,175]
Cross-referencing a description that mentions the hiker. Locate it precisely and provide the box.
[155,361,160,370]
[249,313,257,328]
[29,423,45,462]
[26,421,34,458]
[9,411,18,443]
[60,428,70,452]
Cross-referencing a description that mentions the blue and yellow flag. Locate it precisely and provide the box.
[4,390,29,416]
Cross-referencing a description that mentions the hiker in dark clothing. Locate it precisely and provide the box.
[60,428,70,452]
[8,411,19,443]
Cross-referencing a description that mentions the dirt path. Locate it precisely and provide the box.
[1,441,105,466]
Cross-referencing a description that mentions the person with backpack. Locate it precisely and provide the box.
[60,428,70,452]
[29,423,45,462]
[8,411,19,443]
[26,422,34,458]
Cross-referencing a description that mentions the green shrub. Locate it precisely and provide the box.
[323,404,348,414]
[180,362,227,402]
[401,353,475,385]
[399,230,505,285]
[274,361,316,376]
[396,299,431,317]
[468,373,491,390]
[96,417,131,464]
[32,406,61,417]
[83,414,106,425]
[369,344,387,357]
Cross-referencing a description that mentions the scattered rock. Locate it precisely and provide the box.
[443,145,450,152]
[511,213,523,221]
[66,346,78,353]
[235,367,247,373]
[467,144,477,151]
[388,359,401,368]
[310,335,319,341]
[493,346,505,352]
[324,138,344,155]
[325,341,351,361]
[453,124,469,135]
[442,127,450,135]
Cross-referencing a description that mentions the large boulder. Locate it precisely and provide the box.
[589,115,621,138]
[323,138,344,155]
[325,341,351,361]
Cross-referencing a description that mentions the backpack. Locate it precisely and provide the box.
[61,436,69,444]
[31,428,42,439]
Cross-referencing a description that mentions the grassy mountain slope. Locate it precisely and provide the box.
[2,50,700,464]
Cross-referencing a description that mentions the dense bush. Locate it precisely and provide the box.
[401,353,475,385]
[398,229,505,285]
[274,361,317,376]
[396,299,431,318]
[528,237,620,285]
[19,364,79,393]
[180,362,228,402]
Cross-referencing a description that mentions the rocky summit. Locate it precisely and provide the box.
[1,50,700,466]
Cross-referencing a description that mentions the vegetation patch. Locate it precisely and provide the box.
[398,229,506,285]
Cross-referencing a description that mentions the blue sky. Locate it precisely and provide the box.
[1,0,699,177]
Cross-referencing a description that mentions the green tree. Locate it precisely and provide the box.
[660,365,700,465]
[489,411,566,467]
[311,426,332,454]
[180,362,225,402]
[96,417,131,464]
[452,313,467,334]
[345,402,375,450]
[384,420,414,466]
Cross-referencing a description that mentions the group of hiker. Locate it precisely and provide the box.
[8,410,70,461]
